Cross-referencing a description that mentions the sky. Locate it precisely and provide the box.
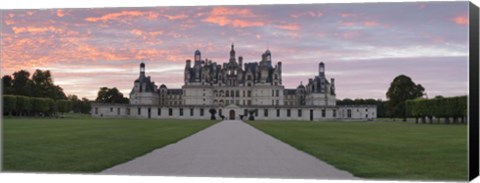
[0,2,470,100]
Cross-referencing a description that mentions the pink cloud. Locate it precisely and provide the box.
[202,7,265,28]
[290,11,323,18]
[56,10,66,17]
[340,13,360,18]
[164,14,188,20]
[363,21,379,27]
[275,23,300,31]
[85,11,159,23]
[452,16,468,25]
[12,26,64,34]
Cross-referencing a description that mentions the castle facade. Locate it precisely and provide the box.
[92,44,376,121]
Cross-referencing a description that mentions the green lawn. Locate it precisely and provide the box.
[247,120,467,181]
[2,117,217,173]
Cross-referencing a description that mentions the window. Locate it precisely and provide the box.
[321,109,326,117]
[169,108,173,116]
[276,109,280,117]
[231,90,234,97]
[200,108,204,116]
[255,109,258,116]
[276,90,279,97]
[110,107,113,112]
[190,108,194,116]
[247,100,252,105]
[226,91,229,97]
[276,100,279,106]
[236,90,240,97]
[272,90,274,97]
[243,90,245,97]
[366,108,368,112]
[247,91,252,97]
[158,108,161,116]
[244,109,248,115]
[117,108,120,115]
[95,107,98,114]
[333,109,336,117]
[287,109,291,117]
[264,109,268,117]
[138,108,141,115]
[347,109,352,118]
[298,109,302,117]
[180,108,184,116]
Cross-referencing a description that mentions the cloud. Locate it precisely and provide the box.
[85,10,159,22]
[163,14,188,20]
[12,26,63,34]
[56,10,66,17]
[340,13,361,18]
[202,7,265,28]
[363,21,379,27]
[275,23,300,31]
[452,16,468,25]
[290,11,323,18]
[210,7,255,17]
[130,29,164,40]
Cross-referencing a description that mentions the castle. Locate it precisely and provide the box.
[92,44,376,121]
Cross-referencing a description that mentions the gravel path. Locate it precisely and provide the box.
[101,120,358,179]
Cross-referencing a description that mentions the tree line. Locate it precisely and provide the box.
[2,69,91,116]
[338,75,467,124]
[406,96,467,124]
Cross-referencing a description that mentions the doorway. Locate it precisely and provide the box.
[229,110,235,120]
[309,109,313,121]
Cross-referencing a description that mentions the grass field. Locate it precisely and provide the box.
[247,120,467,181]
[2,116,217,173]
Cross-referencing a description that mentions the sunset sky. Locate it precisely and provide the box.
[0,2,470,100]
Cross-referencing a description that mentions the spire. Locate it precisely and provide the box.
[229,43,236,62]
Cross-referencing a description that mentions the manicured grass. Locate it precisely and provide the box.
[2,117,217,173]
[247,120,467,181]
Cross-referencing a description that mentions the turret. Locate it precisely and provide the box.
[319,62,325,78]
[140,62,145,77]
[194,50,201,62]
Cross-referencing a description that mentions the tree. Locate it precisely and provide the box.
[95,87,129,104]
[3,95,17,116]
[57,100,72,115]
[31,69,67,100]
[386,75,425,121]
[32,97,50,116]
[16,96,32,116]
[12,70,33,97]
[2,75,15,95]
[80,97,92,114]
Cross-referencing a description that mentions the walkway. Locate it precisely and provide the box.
[101,120,358,179]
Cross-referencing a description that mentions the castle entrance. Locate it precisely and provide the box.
[229,110,235,120]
